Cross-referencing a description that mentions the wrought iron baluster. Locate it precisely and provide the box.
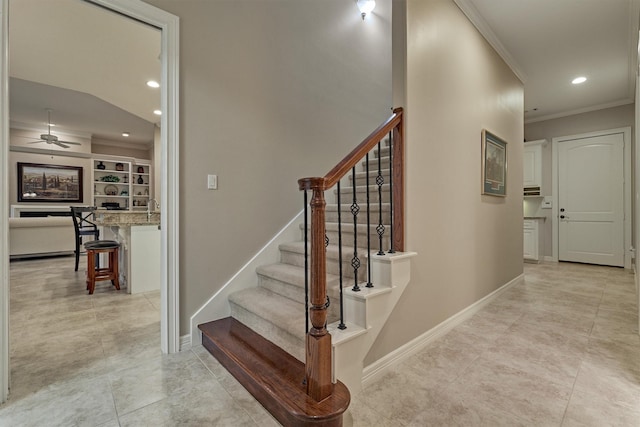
[365,153,373,288]
[303,190,309,335]
[351,166,361,292]
[376,141,385,255]
[388,131,395,254]
[337,181,346,329]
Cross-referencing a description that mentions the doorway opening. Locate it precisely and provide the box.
[0,0,180,403]
[551,127,631,269]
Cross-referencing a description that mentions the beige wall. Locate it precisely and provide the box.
[143,0,394,335]
[365,0,524,364]
[524,103,634,257]
[92,138,152,160]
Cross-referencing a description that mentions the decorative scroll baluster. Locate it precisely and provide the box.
[365,154,373,288]
[337,181,346,330]
[376,141,385,255]
[350,166,361,292]
[388,131,395,254]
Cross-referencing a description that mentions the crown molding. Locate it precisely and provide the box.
[524,98,634,124]
[453,0,527,83]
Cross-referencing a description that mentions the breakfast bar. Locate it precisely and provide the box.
[94,210,161,294]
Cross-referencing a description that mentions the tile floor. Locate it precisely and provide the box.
[1,257,639,426]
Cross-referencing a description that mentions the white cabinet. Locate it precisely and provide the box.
[523,140,544,194]
[524,219,543,262]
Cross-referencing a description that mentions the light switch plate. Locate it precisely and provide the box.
[207,174,217,190]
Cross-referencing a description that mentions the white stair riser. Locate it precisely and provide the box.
[332,253,416,393]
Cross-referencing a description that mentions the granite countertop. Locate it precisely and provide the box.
[95,211,160,226]
[524,216,546,220]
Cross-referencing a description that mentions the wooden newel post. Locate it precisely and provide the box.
[298,177,333,402]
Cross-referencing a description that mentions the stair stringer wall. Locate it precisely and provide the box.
[189,210,304,347]
[331,251,417,394]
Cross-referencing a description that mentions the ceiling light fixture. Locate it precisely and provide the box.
[153,110,162,116]
[356,0,376,20]
[146,80,160,88]
[572,76,587,85]
[122,132,130,137]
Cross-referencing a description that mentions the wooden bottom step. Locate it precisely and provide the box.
[198,317,350,426]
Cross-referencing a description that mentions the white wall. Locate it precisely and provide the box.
[365,0,524,364]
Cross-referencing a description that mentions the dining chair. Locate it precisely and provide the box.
[70,206,100,271]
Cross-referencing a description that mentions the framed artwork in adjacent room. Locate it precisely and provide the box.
[17,162,83,203]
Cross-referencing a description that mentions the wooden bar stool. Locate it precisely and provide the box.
[85,240,121,295]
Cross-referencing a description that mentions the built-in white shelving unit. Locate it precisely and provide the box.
[92,158,153,211]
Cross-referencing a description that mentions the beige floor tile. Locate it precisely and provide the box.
[562,388,640,427]
[5,256,640,426]
[448,355,572,425]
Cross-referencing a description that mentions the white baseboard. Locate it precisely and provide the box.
[179,334,191,351]
[361,273,524,388]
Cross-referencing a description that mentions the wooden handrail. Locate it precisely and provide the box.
[297,108,405,403]
[299,108,403,191]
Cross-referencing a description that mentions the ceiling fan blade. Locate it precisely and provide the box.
[58,140,82,145]
[53,141,70,148]
[27,140,45,144]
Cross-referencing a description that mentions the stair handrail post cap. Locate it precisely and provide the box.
[298,177,325,192]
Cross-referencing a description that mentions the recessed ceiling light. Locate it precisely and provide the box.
[122,132,130,137]
[572,76,587,85]
[153,110,162,116]
[146,80,160,88]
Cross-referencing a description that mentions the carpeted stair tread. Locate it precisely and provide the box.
[256,262,341,290]
[229,286,307,341]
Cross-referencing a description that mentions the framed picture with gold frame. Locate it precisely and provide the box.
[481,129,507,197]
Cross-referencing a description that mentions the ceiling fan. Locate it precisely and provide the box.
[23,109,82,149]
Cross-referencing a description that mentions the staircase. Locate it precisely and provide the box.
[198,109,415,426]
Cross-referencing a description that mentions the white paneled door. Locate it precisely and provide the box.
[558,132,624,267]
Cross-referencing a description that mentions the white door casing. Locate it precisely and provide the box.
[0,0,10,405]
[0,0,180,403]
[552,128,631,268]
